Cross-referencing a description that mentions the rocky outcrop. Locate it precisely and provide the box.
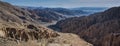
[0,24,59,41]
[0,32,93,46]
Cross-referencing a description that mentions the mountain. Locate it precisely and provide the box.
[48,8,87,15]
[21,7,107,23]
[26,8,66,22]
[10,6,108,24]
[0,1,92,46]
[51,6,120,46]
[0,1,58,41]
[22,7,88,18]
[72,7,108,14]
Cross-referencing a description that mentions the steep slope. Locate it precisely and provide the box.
[0,1,40,25]
[0,1,59,41]
[0,1,92,46]
[52,7,120,46]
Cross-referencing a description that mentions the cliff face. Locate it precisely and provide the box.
[0,1,92,46]
[53,7,120,46]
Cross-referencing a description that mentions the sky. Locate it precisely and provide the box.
[3,0,120,8]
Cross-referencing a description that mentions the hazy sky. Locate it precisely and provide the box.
[3,0,120,8]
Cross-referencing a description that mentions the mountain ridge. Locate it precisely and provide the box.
[52,6,120,46]
[0,1,92,46]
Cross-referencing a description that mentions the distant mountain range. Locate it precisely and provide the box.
[71,7,108,14]
[20,6,107,23]
[50,6,120,46]
[21,7,88,22]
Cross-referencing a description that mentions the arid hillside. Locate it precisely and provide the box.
[53,7,120,46]
[0,1,92,46]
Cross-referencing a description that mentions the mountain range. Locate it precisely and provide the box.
[50,6,120,46]
[21,6,107,22]
[0,0,119,46]
[21,7,88,22]
[0,1,92,46]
